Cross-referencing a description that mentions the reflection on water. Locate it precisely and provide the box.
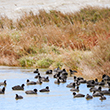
[0,66,110,110]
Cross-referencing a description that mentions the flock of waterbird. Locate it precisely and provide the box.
[0,67,110,100]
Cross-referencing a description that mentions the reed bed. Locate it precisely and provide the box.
[0,6,110,76]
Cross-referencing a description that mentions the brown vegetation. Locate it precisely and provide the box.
[0,6,110,76]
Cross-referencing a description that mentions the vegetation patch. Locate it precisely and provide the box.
[0,6,110,76]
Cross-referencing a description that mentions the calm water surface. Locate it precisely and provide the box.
[0,66,110,110]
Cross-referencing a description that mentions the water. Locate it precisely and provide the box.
[0,66,110,110]
[0,0,110,20]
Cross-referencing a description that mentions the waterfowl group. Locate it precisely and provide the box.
[1,67,110,101]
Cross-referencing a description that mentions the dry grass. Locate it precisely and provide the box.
[0,6,110,76]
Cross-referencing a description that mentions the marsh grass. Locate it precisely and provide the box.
[0,6,110,75]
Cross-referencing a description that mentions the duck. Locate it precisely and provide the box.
[59,77,66,83]
[102,74,110,81]
[90,87,97,92]
[34,73,41,79]
[25,89,37,94]
[87,80,94,84]
[74,79,80,86]
[99,95,106,100]
[100,88,110,95]
[46,70,52,74]
[98,80,105,86]
[86,94,93,100]
[33,69,39,73]
[78,79,87,83]
[69,69,77,75]
[73,76,77,81]
[89,86,102,92]
[41,76,49,82]
[0,80,7,86]
[107,82,110,87]
[36,76,42,84]
[36,79,42,84]
[39,86,50,92]
[15,94,23,100]
[94,78,99,85]
[57,69,66,74]
[26,79,36,85]
[77,77,84,80]
[66,82,75,88]
[12,84,25,90]
[73,92,85,98]
[53,72,60,78]
[70,86,79,92]
[54,78,60,84]
[59,74,67,80]
[0,87,5,94]
[61,69,68,76]
[54,67,60,72]
[87,81,95,87]
[92,91,103,97]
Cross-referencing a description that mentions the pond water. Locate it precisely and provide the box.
[0,66,110,110]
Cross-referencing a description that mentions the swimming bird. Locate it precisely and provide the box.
[99,95,106,100]
[70,86,79,92]
[46,70,52,74]
[54,67,60,72]
[15,94,23,100]
[94,78,99,85]
[90,86,102,92]
[102,74,110,81]
[59,77,66,83]
[87,81,95,87]
[92,91,103,97]
[26,79,36,85]
[39,86,50,92]
[66,82,75,88]
[54,78,60,84]
[34,73,41,79]
[25,89,37,94]
[0,80,7,86]
[107,82,110,87]
[87,80,94,84]
[73,92,85,98]
[73,76,77,81]
[53,72,60,78]
[36,79,42,84]
[33,69,39,73]
[36,76,42,84]
[41,76,49,82]
[98,80,105,86]
[61,69,68,76]
[69,69,77,75]
[12,84,25,90]
[86,94,93,100]
[100,89,110,95]
[0,87,5,94]
[78,79,87,83]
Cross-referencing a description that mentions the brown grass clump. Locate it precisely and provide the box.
[82,35,110,76]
